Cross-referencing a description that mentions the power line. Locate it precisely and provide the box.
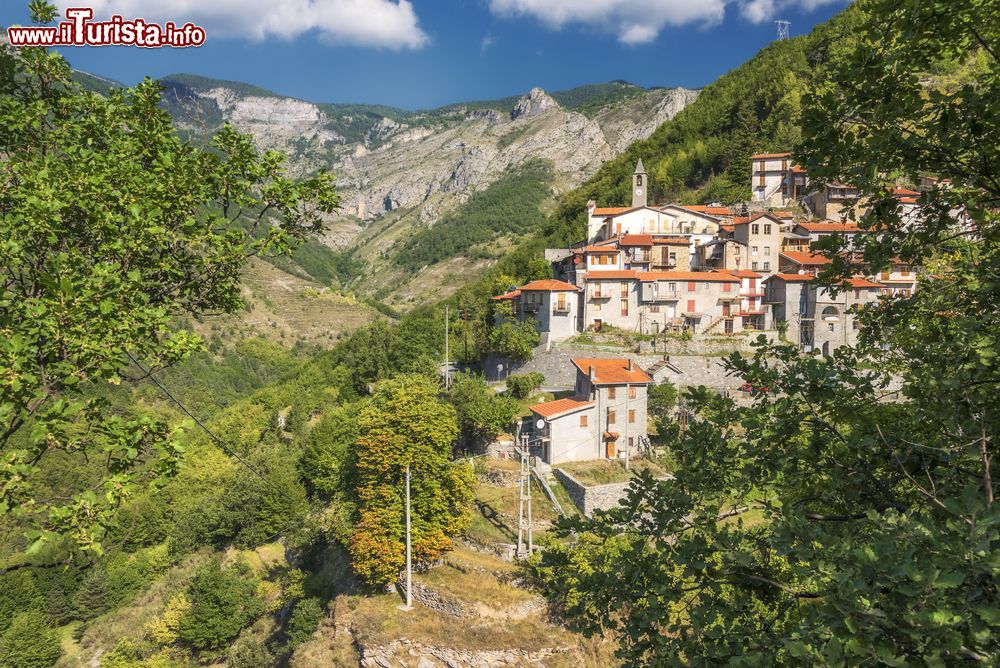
[125,351,293,503]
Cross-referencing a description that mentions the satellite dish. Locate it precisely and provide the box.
[535,419,545,430]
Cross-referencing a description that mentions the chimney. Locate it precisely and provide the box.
[589,365,596,383]
[627,359,633,371]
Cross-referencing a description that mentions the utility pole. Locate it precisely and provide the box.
[444,306,450,389]
[624,383,630,471]
[516,435,533,558]
[400,465,413,611]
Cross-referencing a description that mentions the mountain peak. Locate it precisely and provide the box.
[511,87,559,120]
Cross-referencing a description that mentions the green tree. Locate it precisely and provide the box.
[0,611,61,668]
[488,304,540,361]
[350,375,473,585]
[447,373,519,446]
[0,3,338,560]
[299,402,361,499]
[178,561,263,653]
[227,635,271,668]
[530,1,1000,664]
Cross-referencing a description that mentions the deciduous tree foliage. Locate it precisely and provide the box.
[350,375,473,585]
[530,1,1000,664]
[0,4,338,560]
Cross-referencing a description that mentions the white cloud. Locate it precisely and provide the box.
[489,0,847,43]
[740,0,844,25]
[489,0,726,44]
[55,0,429,49]
[481,33,496,52]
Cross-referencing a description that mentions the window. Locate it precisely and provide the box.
[668,252,676,265]
[853,318,861,331]
[608,387,616,399]
[621,301,629,317]
[854,290,860,300]
[629,386,637,399]
[763,262,770,271]
[668,282,677,292]
[764,224,772,234]
[735,245,741,255]
[636,174,643,187]
[620,282,628,298]
[580,415,588,427]
[628,409,636,423]
[752,246,758,256]
[723,282,731,293]
[752,224,760,234]
[687,299,696,312]
[650,305,659,313]
[608,410,617,425]
[752,262,759,270]
[599,254,609,265]
[764,246,771,257]
[594,302,601,311]
[687,281,696,291]
[828,323,835,332]
[557,294,567,310]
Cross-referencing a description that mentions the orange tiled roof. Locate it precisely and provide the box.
[847,277,882,288]
[530,397,594,419]
[619,234,654,246]
[771,210,794,219]
[734,212,785,226]
[781,250,832,266]
[752,152,792,159]
[720,224,735,233]
[723,269,763,279]
[585,245,620,253]
[519,279,580,292]
[491,289,521,301]
[796,221,861,233]
[768,272,815,282]
[593,206,635,217]
[891,187,920,197]
[732,216,751,225]
[653,238,691,245]
[681,205,735,216]
[571,358,653,385]
[791,165,807,173]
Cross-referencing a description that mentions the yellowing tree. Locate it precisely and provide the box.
[349,375,473,585]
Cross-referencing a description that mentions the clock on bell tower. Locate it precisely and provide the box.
[632,158,647,208]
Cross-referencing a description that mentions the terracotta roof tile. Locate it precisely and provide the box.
[585,270,639,280]
[530,398,594,419]
[751,152,792,159]
[767,273,815,282]
[796,221,861,233]
[592,206,633,216]
[781,251,832,266]
[571,358,653,385]
[491,289,521,301]
[619,234,654,246]
[519,279,580,292]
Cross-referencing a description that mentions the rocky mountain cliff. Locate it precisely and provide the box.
[158,76,697,305]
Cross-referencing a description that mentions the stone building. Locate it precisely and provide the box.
[530,358,652,464]
[765,273,882,355]
[491,279,580,345]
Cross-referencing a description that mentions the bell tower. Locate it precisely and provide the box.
[632,158,647,208]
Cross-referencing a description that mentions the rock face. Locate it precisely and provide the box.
[162,79,698,302]
[511,87,559,119]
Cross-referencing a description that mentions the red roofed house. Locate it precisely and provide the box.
[584,270,743,335]
[732,213,785,274]
[492,279,581,346]
[792,221,862,250]
[530,358,653,463]
[779,250,833,274]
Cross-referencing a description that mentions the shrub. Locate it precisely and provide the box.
[285,597,325,648]
[506,372,545,399]
[227,635,271,668]
[0,612,61,668]
[178,562,263,653]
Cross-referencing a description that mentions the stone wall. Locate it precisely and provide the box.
[359,639,567,668]
[552,468,632,517]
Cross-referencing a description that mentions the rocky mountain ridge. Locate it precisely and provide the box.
[156,76,698,305]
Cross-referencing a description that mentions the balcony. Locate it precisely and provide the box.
[553,303,571,314]
[522,303,540,313]
[590,290,611,300]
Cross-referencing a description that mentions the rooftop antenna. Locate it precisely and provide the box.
[775,20,790,40]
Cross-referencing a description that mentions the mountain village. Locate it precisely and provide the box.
[492,154,925,469]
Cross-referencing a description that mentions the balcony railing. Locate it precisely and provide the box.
[590,290,611,300]
[553,303,571,313]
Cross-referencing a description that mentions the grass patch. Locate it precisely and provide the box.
[557,458,666,486]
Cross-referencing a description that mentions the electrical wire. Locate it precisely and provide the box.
[125,351,294,503]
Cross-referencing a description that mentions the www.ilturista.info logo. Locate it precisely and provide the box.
[6,7,205,48]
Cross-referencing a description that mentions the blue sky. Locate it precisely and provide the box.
[5,1,846,109]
